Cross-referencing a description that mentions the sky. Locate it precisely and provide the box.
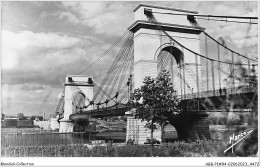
[1,1,258,118]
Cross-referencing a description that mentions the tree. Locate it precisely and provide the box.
[131,70,181,156]
[38,116,43,121]
[30,115,36,121]
[17,113,25,120]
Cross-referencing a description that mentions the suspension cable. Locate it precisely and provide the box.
[144,11,257,66]
[151,11,258,21]
[196,17,257,24]
[203,32,257,62]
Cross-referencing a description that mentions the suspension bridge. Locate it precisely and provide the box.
[54,4,258,143]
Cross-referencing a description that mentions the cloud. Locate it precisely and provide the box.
[59,12,80,24]
[197,2,258,52]
[65,2,134,35]
[66,1,108,19]
[1,28,119,87]
[2,30,82,68]
[2,30,82,50]
[40,11,80,24]
[2,30,88,86]
[21,84,46,91]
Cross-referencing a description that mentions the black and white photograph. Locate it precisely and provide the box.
[1,1,258,166]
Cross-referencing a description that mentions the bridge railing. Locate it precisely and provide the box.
[178,84,257,100]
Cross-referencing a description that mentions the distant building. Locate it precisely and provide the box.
[2,118,34,128]
[2,118,17,127]
[50,116,60,130]
[33,120,50,130]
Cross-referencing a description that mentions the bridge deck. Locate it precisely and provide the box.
[179,84,256,100]
[70,85,257,118]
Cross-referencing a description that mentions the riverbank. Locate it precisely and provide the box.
[1,140,222,157]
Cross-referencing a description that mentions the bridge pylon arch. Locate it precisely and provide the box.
[155,43,184,94]
[154,42,183,63]
[59,75,94,133]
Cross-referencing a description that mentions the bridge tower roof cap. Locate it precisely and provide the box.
[66,75,93,78]
[133,4,198,14]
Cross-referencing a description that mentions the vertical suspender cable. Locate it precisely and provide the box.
[211,60,215,91]
[170,56,174,90]
[231,52,235,87]
[205,35,209,91]
[183,64,186,95]
[181,48,186,95]
[229,63,232,88]
[195,53,199,93]
[217,44,221,89]
[247,59,251,77]
[179,53,183,96]
[179,65,183,96]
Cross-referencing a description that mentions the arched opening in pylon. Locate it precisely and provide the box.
[161,46,184,65]
[157,45,184,95]
[72,92,86,114]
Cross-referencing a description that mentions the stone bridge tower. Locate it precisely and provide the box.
[129,4,204,94]
[126,4,209,143]
[59,75,94,133]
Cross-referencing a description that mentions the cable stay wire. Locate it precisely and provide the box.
[108,41,134,97]
[105,37,133,96]
[55,88,65,115]
[116,50,134,94]
[93,63,132,111]
[86,84,129,114]
[93,72,109,79]
[95,86,127,112]
[93,82,117,104]
[126,50,134,87]
[94,33,134,102]
[98,40,132,102]
[92,41,133,111]
[92,32,133,101]
[118,89,129,103]
[61,1,132,76]
[76,30,130,75]
[144,10,258,66]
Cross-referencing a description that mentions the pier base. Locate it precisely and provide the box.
[59,118,74,133]
[126,116,161,144]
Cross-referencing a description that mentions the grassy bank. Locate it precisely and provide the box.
[2,140,222,157]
